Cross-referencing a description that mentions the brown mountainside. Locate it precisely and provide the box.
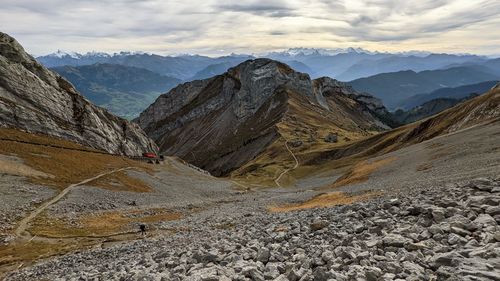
[302,83,500,169]
[137,59,392,177]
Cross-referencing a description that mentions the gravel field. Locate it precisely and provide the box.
[316,121,500,195]
[0,174,55,243]
[6,176,500,281]
[2,123,500,280]
[47,167,236,216]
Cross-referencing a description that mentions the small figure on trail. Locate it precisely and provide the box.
[139,224,146,236]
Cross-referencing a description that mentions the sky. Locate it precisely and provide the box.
[1,0,500,57]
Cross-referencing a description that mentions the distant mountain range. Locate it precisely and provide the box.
[37,48,496,82]
[397,81,499,110]
[348,66,499,109]
[51,64,181,119]
[39,51,255,81]
[392,94,479,124]
[38,48,500,115]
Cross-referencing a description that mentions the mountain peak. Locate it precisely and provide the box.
[137,57,391,177]
[49,50,81,59]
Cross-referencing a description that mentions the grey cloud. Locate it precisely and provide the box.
[214,1,296,17]
[269,31,287,35]
[349,15,377,26]
[1,0,499,55]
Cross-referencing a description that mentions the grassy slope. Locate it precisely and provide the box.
[0,129,180,276]
[231,89,384,186]
[291,85,500,180]
[0,128,153,190]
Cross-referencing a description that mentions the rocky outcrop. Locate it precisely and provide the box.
[0,32,157,155]
[137,58,392,176]
[312,77,397,128]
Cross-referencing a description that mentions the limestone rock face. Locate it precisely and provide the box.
[0,32,157,155]
[137,58,392,176]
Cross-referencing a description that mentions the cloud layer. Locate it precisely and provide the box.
[1,0,499,56]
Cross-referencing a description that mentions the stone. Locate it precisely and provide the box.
[448,233,466,245]
[383,234,412,247]
[431,208,446,222]
[364,266,383,281]
[287,268,306,281]
[289,140,303,148]
[257,248,271,263]
[485,206,500,216]
[310,220,328,231]
[450,226,471,237]
[312,267,331,281]
[474,214,497,226]
[324,133,338,143]
[431,252,462,269]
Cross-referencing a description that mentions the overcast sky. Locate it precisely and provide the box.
[1,0,499,56]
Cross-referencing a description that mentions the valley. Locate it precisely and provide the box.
[0,29,499,281]
[1,119,499,280]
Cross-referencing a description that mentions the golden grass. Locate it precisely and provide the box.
[231,139,295,187]
[269,191,378,212]
[214,222,236,230]
[300,87,500,175]
[0,240,94,277]
[228,89,387,187]
[0,128,94,150]
[416,163,433,171]
[0,208,181,277]
[29,208,181,238]
[0,157,52,178]
[0,128,154,190]
[90,170,152,193]
[328,157,396,188]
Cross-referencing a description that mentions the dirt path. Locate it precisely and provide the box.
[14,167,133,240]
[274,140,299,187]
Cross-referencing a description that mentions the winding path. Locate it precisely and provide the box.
[274,140,299,187]
[14,167,133,239]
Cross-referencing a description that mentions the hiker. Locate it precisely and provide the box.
[139,224,146,236]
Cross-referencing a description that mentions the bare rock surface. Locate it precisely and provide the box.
[7,177,500,281]
[0,32,157,155]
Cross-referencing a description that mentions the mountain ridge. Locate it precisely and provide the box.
[0,32,157,155]
[349,66,499,108]
[137,58,392,179]
[397,80,498,110]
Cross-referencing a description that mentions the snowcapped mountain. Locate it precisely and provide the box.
[44,50,111,59]
[46,50,82,59]
[265,47,377,57]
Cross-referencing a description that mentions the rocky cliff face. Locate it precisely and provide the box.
[137,59,391,176]
[0,32,157,155]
